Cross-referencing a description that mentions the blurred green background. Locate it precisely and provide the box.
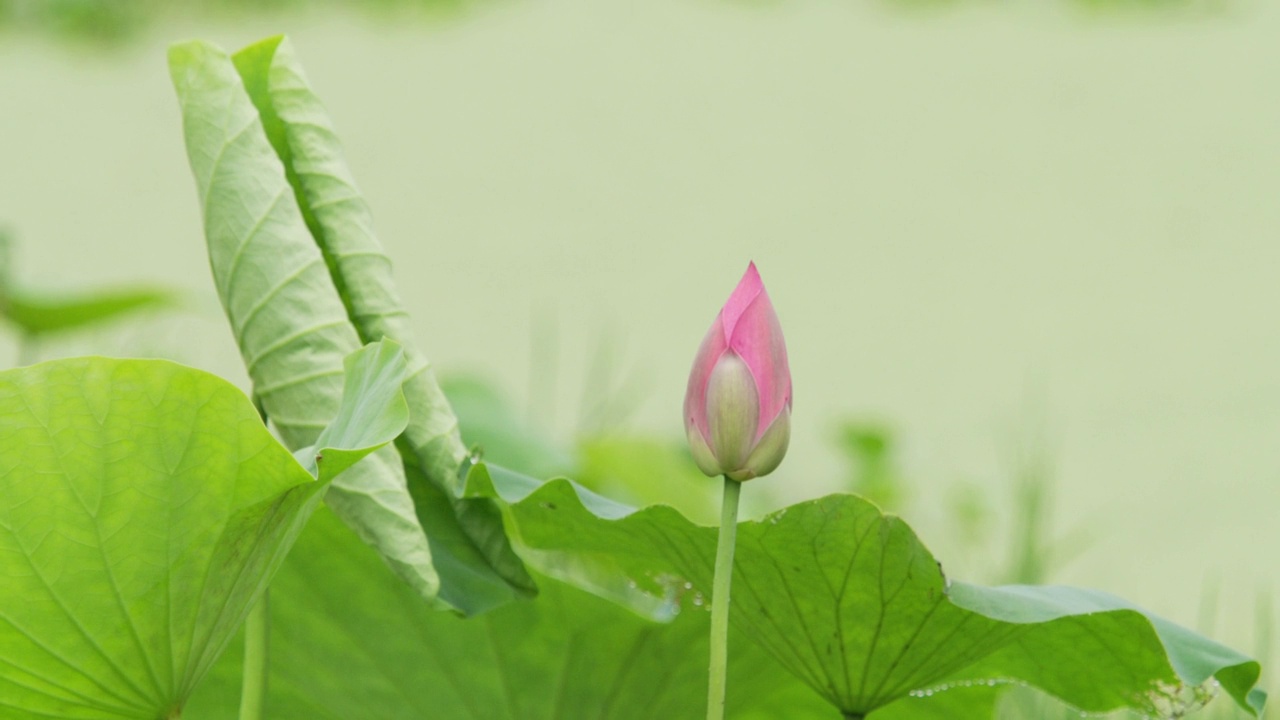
[1,0,1276,710]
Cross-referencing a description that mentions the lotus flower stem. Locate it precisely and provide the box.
[690,263,789,719]
[707,475,742,720]
[238,590,269,720]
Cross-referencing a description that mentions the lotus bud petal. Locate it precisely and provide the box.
[684,262,792,482]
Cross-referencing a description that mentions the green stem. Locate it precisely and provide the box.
[707,476,741,720]
[238,589,269,720]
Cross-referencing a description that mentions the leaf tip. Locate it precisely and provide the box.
[231,34,288,72]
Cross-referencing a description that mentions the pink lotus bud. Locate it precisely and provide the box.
[684,262,792,482]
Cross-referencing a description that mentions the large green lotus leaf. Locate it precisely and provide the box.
[171,39,448,608]
[1,286,174,337]
[171,35,533,614]
[942,583,1267,716]
[229,35,536,614]
[0,346,407,720]
[184,505,834,720]
[872,685,1003,720]
[229,34,468,499]
[464,467,1266,718]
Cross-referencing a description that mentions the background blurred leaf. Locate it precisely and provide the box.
[442,374,575,479]
[576,436,720,526]
[465,469,1266,718]
[1,286,173,337]
[0,230,177,362]
[833,420,908,512]
[0,349,405,719]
